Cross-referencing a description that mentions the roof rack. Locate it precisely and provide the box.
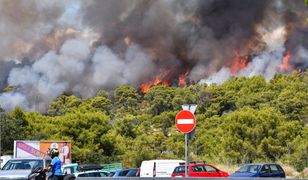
[179,161,207,165]
[77,164,103,172]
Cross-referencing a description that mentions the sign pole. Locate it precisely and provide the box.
[187,133,190,177]
[185,133,188,177]
[176,105,197,178]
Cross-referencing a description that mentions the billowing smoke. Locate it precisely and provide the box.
[0,39,156,111]
[0,0,307,111]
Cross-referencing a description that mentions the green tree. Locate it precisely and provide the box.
[114,86,140,115]
[48,95,82,116]
[287,127,308,171]
[144,85,175,116]
[91,96,112,114]
[220,107,290,163]
[1,108,28,154]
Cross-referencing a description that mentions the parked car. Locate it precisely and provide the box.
[110,169,130,177]
[62,163,122,175]
[74,170,109,177]
[68,164,109,178]
[172,162,229,177]
[0,157,51,179]
[126,168,140,177]
[229,163,286,178]
[140,159,185,177]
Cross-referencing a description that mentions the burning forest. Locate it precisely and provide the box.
[0,0,307,112]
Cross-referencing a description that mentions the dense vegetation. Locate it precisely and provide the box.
[0,71,307,171]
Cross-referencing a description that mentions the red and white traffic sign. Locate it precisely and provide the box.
[175,110,196,133]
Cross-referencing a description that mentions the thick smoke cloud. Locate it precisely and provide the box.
[0,39,156,111]
[0,0,307,111]
[0,0,68,60]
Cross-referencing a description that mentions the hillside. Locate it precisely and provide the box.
[0,71,307,173]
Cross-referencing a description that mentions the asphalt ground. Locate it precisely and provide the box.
[75,178,305,180]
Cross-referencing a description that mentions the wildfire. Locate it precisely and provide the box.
[279,51,291,71]
[140,78,169,93]
[229,50,249,75]
[139,68,190,93]
[178,69,189,86]
[140,68,173,93]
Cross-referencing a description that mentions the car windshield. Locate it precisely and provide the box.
[126,169,138,177]
[2,159,43,170]
[237,165,261,173]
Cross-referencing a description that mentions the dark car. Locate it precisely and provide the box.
[126,168,140,177]
[172,163,229,177]
[229,163,286,178]
[110,169,130,177]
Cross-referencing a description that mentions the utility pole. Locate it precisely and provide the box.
[0,112,4,168]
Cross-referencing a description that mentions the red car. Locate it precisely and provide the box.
[171,163,229,177]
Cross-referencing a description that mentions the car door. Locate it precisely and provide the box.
[259,164,271,177]
[269,164,284,177]
[190,165,207,177]
[204,165,221,177]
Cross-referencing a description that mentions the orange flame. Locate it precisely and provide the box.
[229,51,249,75]
[178,69,189,86]
[279,51,291,71]
[140,78,169,93]
[140,68,172,93]
[140,68,191,93]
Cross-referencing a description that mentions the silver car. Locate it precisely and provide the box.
[0,157,51,179]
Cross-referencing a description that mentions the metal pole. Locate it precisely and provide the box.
[185,133,188,177]
[187,133,190,177]
[182,104,197,178]
[0,112,3,168]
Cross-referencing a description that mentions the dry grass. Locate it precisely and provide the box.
[281,165,300,178]
[303,168,308,177]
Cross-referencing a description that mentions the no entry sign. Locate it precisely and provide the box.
[175,110,196,133]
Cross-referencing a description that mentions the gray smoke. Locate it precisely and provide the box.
[0,0,69,60]
[0,0,307,111]
[0,38,156,111]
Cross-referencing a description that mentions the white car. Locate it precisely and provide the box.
[74,170,109,177]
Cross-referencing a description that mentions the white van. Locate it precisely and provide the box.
[140,159,185,177]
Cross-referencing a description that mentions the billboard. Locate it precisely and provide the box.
[14,140,71,164]
[40,141,71,164]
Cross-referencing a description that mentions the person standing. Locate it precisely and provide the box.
[61,142,70,164]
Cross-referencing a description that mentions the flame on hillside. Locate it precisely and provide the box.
[140,78,169,93]
[229,50,249,75]
[140,68,173,93]
[139,68,192,93]
[279,51,292,71]
[178,69,189,87]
